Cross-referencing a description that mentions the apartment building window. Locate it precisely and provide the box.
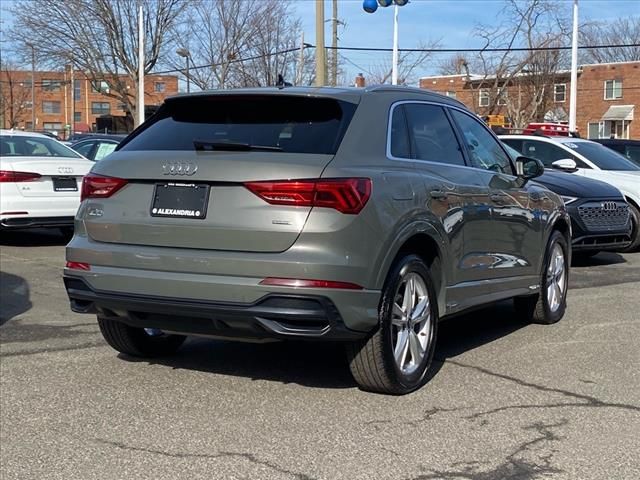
[554,84,566,102]
[91,102,111,115]
[74,79,81,101]
[43,122,62,131]
[23,101,33,110]
[497,88,508,106]
[479,89,490,107]
[604,80,622,100]
[74,112,82,122]
[92,80,110,94]
[154,82,166,93]
[445,91,457,98]
[42,100,61,114]
[42,79,62,92]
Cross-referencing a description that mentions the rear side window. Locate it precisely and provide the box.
[119,95,357,154]
[404,104,465,165]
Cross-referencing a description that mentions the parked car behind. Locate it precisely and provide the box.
[71,136,124,162]
[64,86,571,394]
[502,142,632,258]
[500,134,640,251]
[593,139,640,167]
[0,130,93,234]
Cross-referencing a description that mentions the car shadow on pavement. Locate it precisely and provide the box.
[571,251,627,268]
[0,271,32,326]
[121,300,529,391]
[0,228,71,247]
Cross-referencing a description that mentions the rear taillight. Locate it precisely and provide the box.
[244,178,371,214]
[81,173,127,201]
[0,170,42,182]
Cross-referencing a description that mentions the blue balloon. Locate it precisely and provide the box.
[363,0,378,13]
[394,0,409,5]
[378,0,393,6]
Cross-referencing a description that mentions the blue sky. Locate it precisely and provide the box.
[292,0,639,83]
[1,0,637,85]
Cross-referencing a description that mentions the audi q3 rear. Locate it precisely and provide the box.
[64,89,382,365]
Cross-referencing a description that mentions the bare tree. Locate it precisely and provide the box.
[438,54,470,76]
[0,60,32,128]
[169,0,315,90]
[580,17,640,63]
[9,0,186,119]
[366,40,442,86]
[465,0,570,127]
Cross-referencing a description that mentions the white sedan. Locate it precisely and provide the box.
[0,130,93,233]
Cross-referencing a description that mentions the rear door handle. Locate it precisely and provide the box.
[490,193,508,203]
[430,190,448,200]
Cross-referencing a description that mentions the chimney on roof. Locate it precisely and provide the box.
[355,73,365,88]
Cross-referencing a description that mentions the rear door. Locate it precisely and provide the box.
[449,109,541,279]
[84,94,358,253]
[395,102,493,286]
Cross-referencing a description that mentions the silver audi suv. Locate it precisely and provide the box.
[64,86,571,394]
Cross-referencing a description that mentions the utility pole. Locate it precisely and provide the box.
[27,43,35,130]
[569,0,579,134]
[331,0,338,86]
[315,0,326,87]
[136,4,145,127]
[70,61,75,136]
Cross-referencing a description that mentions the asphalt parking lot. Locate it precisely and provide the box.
[1,229,639,480]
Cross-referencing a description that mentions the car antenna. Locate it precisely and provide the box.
[276,74,292,89]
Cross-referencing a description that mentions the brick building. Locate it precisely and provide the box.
[419,60,639,139]
[0,67,178,137]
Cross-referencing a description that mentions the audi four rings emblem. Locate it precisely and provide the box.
[601,201,617,211]
[162,161,198,176]
[58,166,73,174]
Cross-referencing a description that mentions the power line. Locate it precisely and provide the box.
[151,46,306,76]
[317,43,640,53]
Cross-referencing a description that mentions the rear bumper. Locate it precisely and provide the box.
[64,276,373,341]
[1,216,74,229]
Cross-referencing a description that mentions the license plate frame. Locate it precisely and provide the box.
[52,176,78,192]
[150,182,210,220]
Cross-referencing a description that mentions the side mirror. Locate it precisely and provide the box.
[516,156,545,180]
[551,158,578,172]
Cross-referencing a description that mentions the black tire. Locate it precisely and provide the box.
[59,226,74,239]
[97,316,186,357]
[346,255,438,395]
[514,230,569,325]
[621,203,640,253]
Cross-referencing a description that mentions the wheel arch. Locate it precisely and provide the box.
[374,223,447,315]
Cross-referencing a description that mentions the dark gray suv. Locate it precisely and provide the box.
[64,86,571,394]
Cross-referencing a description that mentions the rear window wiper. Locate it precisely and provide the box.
[193,140,282,152]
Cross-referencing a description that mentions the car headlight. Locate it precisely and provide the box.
[560,195,578,205]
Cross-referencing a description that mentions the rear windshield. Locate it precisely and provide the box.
[563,141,640,171]
[0,135,82,158]
[119,95,357,155]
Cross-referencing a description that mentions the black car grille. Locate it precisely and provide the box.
[578,201,630,231]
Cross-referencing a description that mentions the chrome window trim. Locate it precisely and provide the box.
[386,100,516,175]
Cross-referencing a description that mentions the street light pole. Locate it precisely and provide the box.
[136,4,145,127]
[391,4,399,85]
[176,48,191,93]
[569,0,579,135]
